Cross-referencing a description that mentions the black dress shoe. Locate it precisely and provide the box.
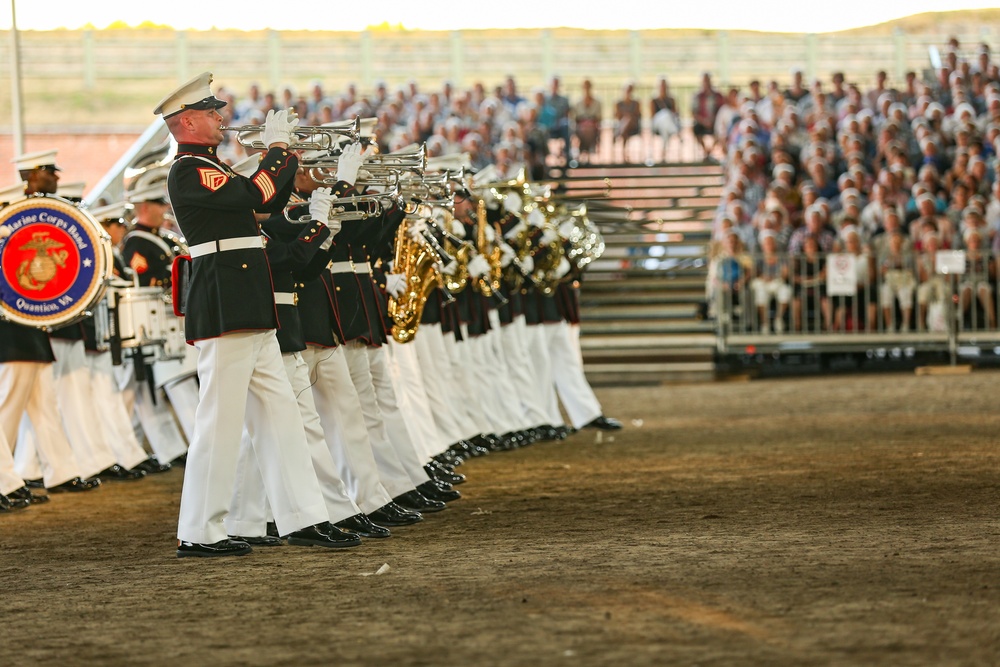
[177,538,252,558]
[98,464,146,481]
[394,490,447,513]
[266,521,280,538]
[137,457,172,474]
[170,453,188,467]
[229,535,283,547]
[48,477,101,493]
[24,478,45,489]
[8,486,48,505]
[425,462,465,486]
[586,416,623,430]
[417,480,461,503]
[336,513,391,539]
[537,425,560,441]
[368,502,423,527]
[285,522,361,548]
[0,493,31,511]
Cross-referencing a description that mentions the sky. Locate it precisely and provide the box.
[3,0,1000,33]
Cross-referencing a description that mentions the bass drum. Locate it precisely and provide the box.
[0,195,113,330]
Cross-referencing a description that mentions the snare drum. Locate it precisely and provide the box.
[0,195,113,330]
[112,285,171,349]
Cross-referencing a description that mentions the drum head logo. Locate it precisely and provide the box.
[0,197,108,328]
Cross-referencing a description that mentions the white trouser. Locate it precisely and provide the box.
[0,422,22,496]
[153,344,200,442]
[524,323,565,427]
[0,362,80,488]
[300,345,393,514]
[118,360,189,464]
[176,330,328,544]
[50,338,118,477]
[225,352,361,537]
[546,321,602,429]
[365,344,432,484]
[86,351,149,470]
[451,325,497,436]
[387,339,444,461]
[342,341,420,495]
[484,310,532,431]
[412,323,467,448]
[501,315,550,429]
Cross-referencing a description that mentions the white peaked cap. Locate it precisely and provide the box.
[89,201,128,222]
[153,71,227,118]
[57,181,86,199]
[0,181,27,204]
[12,149,60,172]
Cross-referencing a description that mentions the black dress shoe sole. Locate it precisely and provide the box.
[231,535,284,546]
[368,513,423,527]
[177,546,252,558]
[287,536,361,548]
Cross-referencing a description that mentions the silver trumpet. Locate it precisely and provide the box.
[222,117,363,150]
[284,182,402,224]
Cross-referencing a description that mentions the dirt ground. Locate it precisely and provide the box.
[2,370,999,666]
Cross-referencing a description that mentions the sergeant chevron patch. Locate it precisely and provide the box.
[253,172,276,203]
[198,168,228,192]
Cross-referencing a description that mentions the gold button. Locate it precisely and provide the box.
[336,286,341,291]
[271,167,276,171]
[241,263,248,269]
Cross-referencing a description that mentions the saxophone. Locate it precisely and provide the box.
[473,198,504,297]
[387,218,444,344]
[530,202,569,297]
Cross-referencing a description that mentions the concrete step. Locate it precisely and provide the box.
[583,303,699,319]
[580,320,715,335]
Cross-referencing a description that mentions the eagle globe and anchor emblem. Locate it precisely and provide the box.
[0,195,112,329]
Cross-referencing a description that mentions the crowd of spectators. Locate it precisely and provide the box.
[212,73,691,178]
[705,37,1000,333]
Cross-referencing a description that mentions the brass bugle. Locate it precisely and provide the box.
[221,117,362,150]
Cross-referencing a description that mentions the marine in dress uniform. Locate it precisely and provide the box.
[0,153,100,501]
[156,71,359,557]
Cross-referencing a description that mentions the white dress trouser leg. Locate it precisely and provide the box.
[501,315,550,428]
[50,339,118,477]
[0,422,23,496]
[366,344,432,484]
[412,323,466,448]
[119,361,189,464]
[524,323,565,427]
[0,362,81,488]
[301,345,393,515]
[87,351,149,470]
[546,321,603,429]
[342,342,418,497]
[176,331,328,544]
[388,338,445,460]
[225,352,362,537]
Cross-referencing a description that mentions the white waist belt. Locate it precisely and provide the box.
[329,261,371,275]
[188,236,264,259]
[274,292,298,306]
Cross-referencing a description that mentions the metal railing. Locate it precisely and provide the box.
[712,250,1000,359]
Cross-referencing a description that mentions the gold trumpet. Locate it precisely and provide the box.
[221,117,363,150]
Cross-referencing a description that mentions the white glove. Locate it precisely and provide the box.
[503,192,523,215]
[553,256,571,279]
[527,208,546,228]
[385,273,407,298]
[499,242,516,268]
[519,254,534,275]
[503,219,527,240]
[483,224,496,242]
[540,227,560,246]
[450,219,466,238]
[440,259,458,275]
[558,219,577,240]
[467,254,491,279]
[336,142,365,186]
[406,219,428,242]
[309,187,334,224]
[262,109,299,149]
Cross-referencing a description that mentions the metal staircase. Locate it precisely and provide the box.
[559,162,724,385]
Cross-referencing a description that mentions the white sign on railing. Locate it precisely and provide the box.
[826,253,857,297]
[935,250,966,275]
